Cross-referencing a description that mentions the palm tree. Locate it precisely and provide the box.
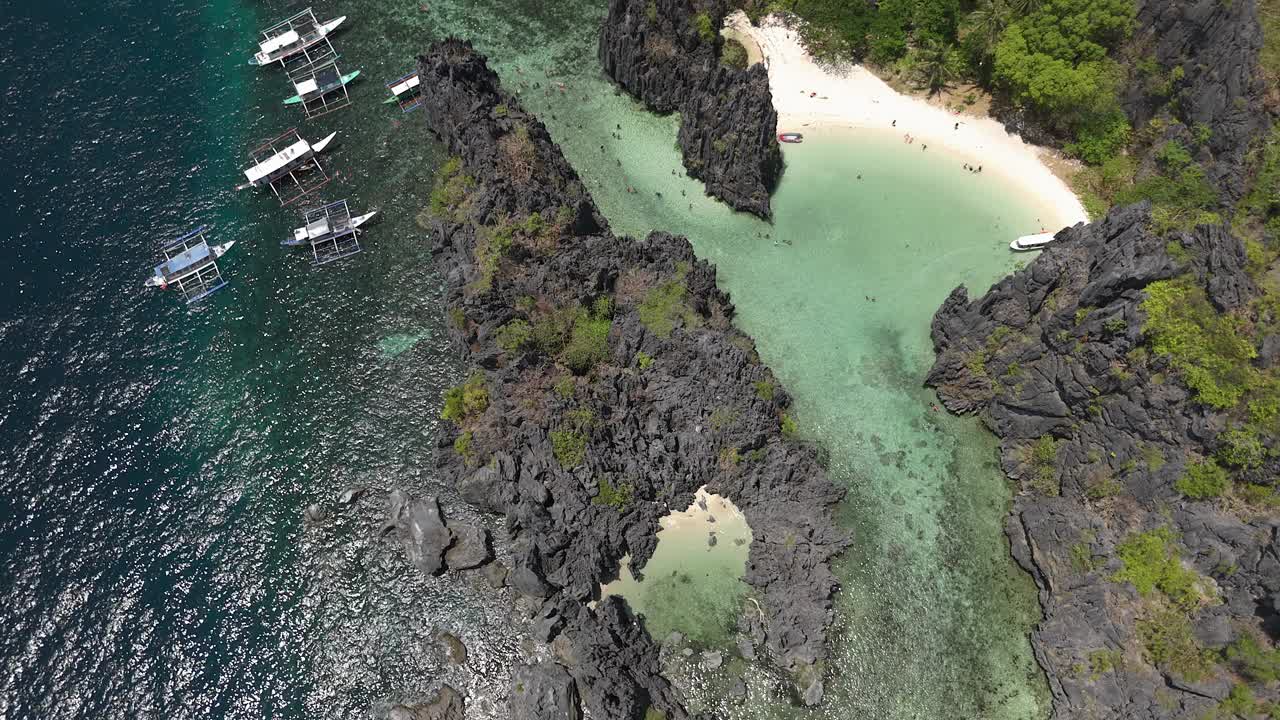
[915,39,959,96]
[1007,0,1043,16]
[966,0,1011,55]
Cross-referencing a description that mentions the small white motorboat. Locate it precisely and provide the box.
[1010,232,1055,252]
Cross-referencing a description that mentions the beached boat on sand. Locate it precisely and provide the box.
[249,9,346,67]
[1010,232,1056,252]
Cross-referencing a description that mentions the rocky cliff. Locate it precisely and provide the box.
[927,205,1279,718]
[1121,0,1271,205]
[415,39,848,717]
[599,0,782,219]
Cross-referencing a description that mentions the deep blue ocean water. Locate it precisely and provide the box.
[0,2,532,718]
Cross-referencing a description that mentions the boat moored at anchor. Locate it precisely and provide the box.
[144,226,235,303]
[248,8,346,67]
[235,128,337,205]
[281,199,374,265]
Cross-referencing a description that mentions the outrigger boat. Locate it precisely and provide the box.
[778,132,804,143]
[144,226,235,303]
[1010,231,1056,252]
[236,129,336,205]
[383,70,422,112]
[282,203,376,249]
[249,8,346,67]
[281,200,371,265]
[284,68,361,105]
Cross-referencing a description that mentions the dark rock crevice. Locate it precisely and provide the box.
[599,0,782,219]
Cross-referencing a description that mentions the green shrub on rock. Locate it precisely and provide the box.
[1141,278,1258,410]
[551,429,587,467]
[496,319,533,353]
[639,278,697,338]
[593,477,634,510]
[1138,605,1216,681]
[1113,527,1203,610]
[1174,459,1230,499]
[442,372,489,424]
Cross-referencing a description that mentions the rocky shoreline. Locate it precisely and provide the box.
[405,38,848,718]
[599,0,782,219]
[927,203,1278,718]
[924,2,1280,717]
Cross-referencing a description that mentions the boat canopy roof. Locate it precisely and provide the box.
[154,226,215,280]
[388,72,419,96]
[243,138,311,183]
[260,29,300,53]
[293,78,319,96]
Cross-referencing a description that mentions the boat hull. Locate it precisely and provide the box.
[283,70,361,105]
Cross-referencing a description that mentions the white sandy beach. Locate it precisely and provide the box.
[728,13,1089,231]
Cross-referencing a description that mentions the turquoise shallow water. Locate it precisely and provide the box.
[3,1,1048,718]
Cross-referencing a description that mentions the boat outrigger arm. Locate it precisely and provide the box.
[249,14,346,66]
[236,132,336,191]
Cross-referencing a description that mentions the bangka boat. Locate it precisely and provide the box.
[249,8,346,67]
[236,130,336,190]
[144,226,235,303]
[1010,232,1055,252]
[236,129,336,205]
[284,69,361,105]
[778,132,804,143]
[281,200,370,265]
[383,71,422,112]
[282,207,377,248]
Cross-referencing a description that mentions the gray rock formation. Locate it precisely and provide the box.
[510,661,581,720]
[444,524,491,570]
[389,685,465,720]
[599,0,782,218]
[1121,0,1271,204]
[416,38,848,717]
[927,203,1279,718]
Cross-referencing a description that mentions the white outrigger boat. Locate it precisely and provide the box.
[282,204,377,248]
[249,8,346,67]
[1010,232,1056,252]
[281,200,373,265]
[236,129,337,205]
[144,226,235,303]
